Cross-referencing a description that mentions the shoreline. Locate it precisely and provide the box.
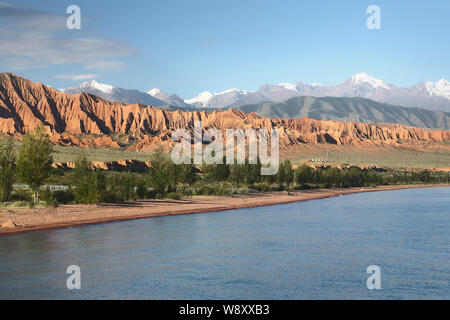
[0,184,448,236]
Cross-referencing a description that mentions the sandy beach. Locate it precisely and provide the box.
[0,184,448,236]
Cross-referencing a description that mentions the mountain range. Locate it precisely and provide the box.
[182,73,450,111]
[61,80,168,107]
[236,96,450,130]
[1,73,449,152]
[58,73,450,130]
[61,73,450,113]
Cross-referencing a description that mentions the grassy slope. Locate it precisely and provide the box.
[281,144,450,169]
[50,144,450,170]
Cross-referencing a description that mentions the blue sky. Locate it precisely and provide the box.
[1,0,449,98]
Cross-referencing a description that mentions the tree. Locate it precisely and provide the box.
[148,148,174,195]
[203,159,229,184]
[89,169,107,202]
[295,164,313,186]
[17,126,53,204]
[228,163,245,186]
[0,137,16,202]
[275,161,285,185]
[282,160,294,188]
[117,172,135,201]
[72,151,108,204]
[72,151,92,204]
[178,163,198,185]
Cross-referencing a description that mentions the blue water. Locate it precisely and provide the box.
[0,187,449,299]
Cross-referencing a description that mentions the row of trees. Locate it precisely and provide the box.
[1,127,448,206]
[0,127,53,204]
[67,149,198,204]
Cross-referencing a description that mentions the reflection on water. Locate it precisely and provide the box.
[0,187,449,299]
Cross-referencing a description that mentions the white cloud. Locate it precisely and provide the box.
[0,3,137,70]
[53,74,99,80]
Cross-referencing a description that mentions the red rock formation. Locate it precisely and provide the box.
[1,73,449,151]
[52,159,151,172]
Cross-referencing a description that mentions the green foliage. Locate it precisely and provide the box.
[145,189,158,199]
[135,180,147,199]
[178,163,198,185]
[294,164,313,186]
[98,190,119,203]
[41,187,58,207]
[227,158,261,186]
[277,160,293,186]
[52,189,75,204]
[72,152,107,204]
[117,172,136,201]
[252,182,271,192]
[16,126,53,203]
[202,158,230,183]
[72,152,92,204]
[147,149,180,196]
[292,165,449,189]
[167,192,182,200]
[10,189,32,202]
[0,137,16,202]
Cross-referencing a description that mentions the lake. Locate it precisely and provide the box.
[0,187,449,299]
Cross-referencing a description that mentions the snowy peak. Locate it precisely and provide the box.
[147,88,188,108]
[185,91,214,105]
[61,81,166,107]
[347,72,391,90]
[147,88,162,97]
[424,79,450,99]
[77,80,116,94]
[218,88,251,95]
[278,83,299,91]
[60,72,450,111]
[184,88,255,108]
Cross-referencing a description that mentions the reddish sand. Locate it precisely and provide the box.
[0,184,448,236]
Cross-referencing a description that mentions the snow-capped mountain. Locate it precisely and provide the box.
[62,80,166,107]
[181,73,399,109]
[348,72,391,90]
[185,88,254,108]
[60,73,450,112]
[184,73,450,111]
[60,80,116,94]
[185,91,215,107]
[424,79,450,99]
[147,88,189,108]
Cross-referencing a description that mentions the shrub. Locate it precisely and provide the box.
[98,190,119,203]
[253,183,270,192]
[136,182,147,199]
[46,198,59,208]
[146,189,157,199]
[52,190,75,204]
[167,192,182,200]
[41,187,56,207]
[178,186,193,196]
[10,201,28,208]
[0,137,16,203]
[10,189,32,202]
[41,187,52,201]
